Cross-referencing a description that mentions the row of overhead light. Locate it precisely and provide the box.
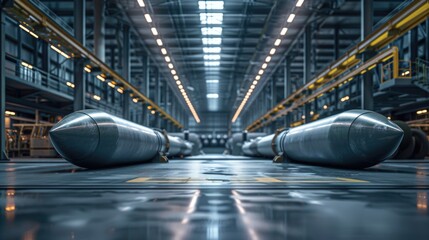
[231,0,305,123]
[199,1,225,111]
[137,0,200,123]
[18,14,175,121]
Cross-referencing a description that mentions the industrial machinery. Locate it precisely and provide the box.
[169,131,203,155]
[49,110,193,168]
[242,110,404,169]
[6,124,57,158]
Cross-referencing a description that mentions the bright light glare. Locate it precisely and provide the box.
[287,14,296,23]
[203,47,221,53]
[144,14,152,23]
[199,1,224,10]
[201,27,222,35]
[274,39,281,46]
[202,38,222,45]
[200,13,223,24]
[207,80,219,83]
[204,55,221,60]
[280,27,288,35]
[151,27,158,36]
[205,62,220,66]
[296,0,305,7]
[137,0,145,7]
[207,93,219,98]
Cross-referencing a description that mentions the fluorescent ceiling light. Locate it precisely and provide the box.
[168,63,174,69]
[203,47,221,53]
[262,63,267,69]
[270,48,276,55]
[287,14,296,23]
[199,1,224,10]
[171,69,176,75]
[202,38,222,45]
[151,27,158,36]
[165,56,171,62]
[207,93,219,98]
[258,70,264,75]
[200,13,223,24]
[156,39,163,46]
[205,62,220,66]
[161,48,167,55]
[174,75,179,80]
[265,56,272,62]
[201,27,223,35]
[280,27,288,35]
[206,80,219,83]
[274,39,281,46]
[137,0,145,7]
[296,0,304,7]
[144,14,152,23]
[204,55,221,60]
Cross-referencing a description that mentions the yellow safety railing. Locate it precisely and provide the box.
[246,0,429,132]
[4,0,183,128]
[381,60,412,82]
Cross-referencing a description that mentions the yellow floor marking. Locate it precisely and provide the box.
[127,177,150,183]
[126,177,369,184]
[336,177,369,183]
[256,177,283,183]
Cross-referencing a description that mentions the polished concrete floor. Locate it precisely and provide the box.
[1,154,429,239]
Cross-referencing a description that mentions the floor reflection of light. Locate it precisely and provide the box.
[180,190,201,224]
[207,220,219,240]
[417,192,427,212]
[5,189,16,222]
[23,225,40,240]
[231,190,258,240]
[175,190,202,240]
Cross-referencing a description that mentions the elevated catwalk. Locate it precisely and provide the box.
[1,155,429,239]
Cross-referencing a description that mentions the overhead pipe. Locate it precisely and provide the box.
[49,110,192,169]
[242,110,403,169]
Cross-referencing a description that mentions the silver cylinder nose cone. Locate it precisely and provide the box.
[49,112,100,163]
[349,112,403,165]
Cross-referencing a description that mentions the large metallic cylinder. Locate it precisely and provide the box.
[242,110,404,169]
[49,110,192,168]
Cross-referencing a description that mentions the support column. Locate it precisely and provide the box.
[409,28,418,61]
[41,42,50,86]
[426,18,429,61]
[271,77,276,132]
[360,0,374,110]
[73,0,86,111]
[303,25,312,123]
[334,26,340,59]
[94,0,105,62]
[123,90,130,120]
[283,58,291,127]
[1,10,8,160]
[155,69,161,128]
[144,55,150,126]
[122,24,130,120]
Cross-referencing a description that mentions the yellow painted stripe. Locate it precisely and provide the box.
[336,177,368,183]
[256,177,283,183]
[127,177,150,183]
